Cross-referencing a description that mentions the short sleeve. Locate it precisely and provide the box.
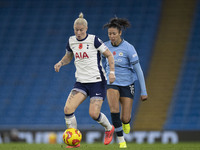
[66,41,72,52]
[94,36,103,48]
[94,36,108,53]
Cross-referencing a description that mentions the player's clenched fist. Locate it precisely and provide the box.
[109,73,115,84]
[141,95,148,101]
[54,61,62,72]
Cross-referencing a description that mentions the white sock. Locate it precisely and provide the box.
[118,136,125,143]
[65,114,77,129]
[97,112,112,131]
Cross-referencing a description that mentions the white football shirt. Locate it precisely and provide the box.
[66,34,108,83]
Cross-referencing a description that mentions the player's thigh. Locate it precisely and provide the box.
[120,97,133,122]
[89,99,103,119]
[107,88,120,112]
[64,90,86,114]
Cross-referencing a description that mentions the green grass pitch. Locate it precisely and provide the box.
[0,142,200,150]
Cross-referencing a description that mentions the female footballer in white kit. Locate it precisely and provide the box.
[54,13,115,148]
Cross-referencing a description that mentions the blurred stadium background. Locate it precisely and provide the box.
[0,0,200,144]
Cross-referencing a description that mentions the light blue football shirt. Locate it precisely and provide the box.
[103,40,139,86]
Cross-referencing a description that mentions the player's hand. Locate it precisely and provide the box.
[109,73,115,84]
[141,95,148,101]
[54,61,62,72]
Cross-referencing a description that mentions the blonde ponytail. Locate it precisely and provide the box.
[79,12,84,18]
[74,12,88,27]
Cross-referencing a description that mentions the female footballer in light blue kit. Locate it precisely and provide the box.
[102,18,148,148]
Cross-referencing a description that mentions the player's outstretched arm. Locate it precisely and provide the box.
[54,51,73,72]
[132,62,148,101]
[103,49,115,84]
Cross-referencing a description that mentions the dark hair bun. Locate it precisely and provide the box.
[104,17,131,30]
